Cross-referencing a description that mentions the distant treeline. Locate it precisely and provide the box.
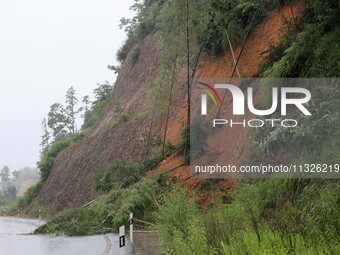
[0,166,39,205]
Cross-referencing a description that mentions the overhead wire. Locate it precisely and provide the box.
[215,0,264,119]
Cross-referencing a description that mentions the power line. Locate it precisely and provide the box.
[215,0,264,119]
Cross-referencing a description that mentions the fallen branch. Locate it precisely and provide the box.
[260,47,274,55]
[80,198,99,209]
[162,164,185,175]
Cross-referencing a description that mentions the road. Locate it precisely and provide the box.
[0,217,133,255]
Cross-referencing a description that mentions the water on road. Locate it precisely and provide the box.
[0,217,133,255]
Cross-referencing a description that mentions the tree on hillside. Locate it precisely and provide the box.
[65,86,78,133]
[93,82,113,103]
[81,82,113,129]
[47,102,70,138]
[40,118,51,150]
[81,95,91,121]
[107,64,121,74]
[82,95,90,114]
[156,0,208,162]
[47,86,82,139]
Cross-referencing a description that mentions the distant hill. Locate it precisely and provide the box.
[14,167,40,196]
[17,178,39,197]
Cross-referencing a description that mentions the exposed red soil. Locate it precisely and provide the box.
[197,2,304,78]
[165,106,187,147]
[152,2,304,202]
[32,3,304,212]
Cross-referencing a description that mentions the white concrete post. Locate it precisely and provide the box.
[17,209,20,218]
[129,213,134,245]
[39,209,41,222]
[119,225,126,255]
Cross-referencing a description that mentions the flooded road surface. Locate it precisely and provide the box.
[0,217,133,255]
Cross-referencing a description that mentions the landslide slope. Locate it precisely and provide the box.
[31,34,185,212]
[32,3,302,212]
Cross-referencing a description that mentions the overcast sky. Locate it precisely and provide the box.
[0,0,135,171]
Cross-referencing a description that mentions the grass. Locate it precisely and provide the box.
[92,162,144,193]
[30,205,53,220]
[220,229,337,255]
[156,179,340,255]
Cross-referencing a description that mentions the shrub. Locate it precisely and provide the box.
[116,0,161,63]
[30,205,53,220]
[157,188,217,254]
[142,155,163,170]
[157,189,198,242]
[38,132,86,181]
[130,47,141,65]
[202,0,284,55]
[82,100,108,129]
[250,1,340,161]
[205,179,340,254]
[112,176,159,229]
[171,218,217,255]
[92,162,144,193]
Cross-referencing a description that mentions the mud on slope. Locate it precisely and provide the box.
[151,2,303,191]
[32,3,303,212]
[191,3,304,178]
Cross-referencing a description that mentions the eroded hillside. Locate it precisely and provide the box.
[27,0,340,253]
[32,2,303,212]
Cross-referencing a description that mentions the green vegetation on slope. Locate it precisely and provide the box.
[38,82,113,182]
[117,0,292,64]
[250,0,340,161]
[28,2,340,255]
[38,132,86,182]
[113,1,339,254]
[117,0,285,163]
[157,179,340,254]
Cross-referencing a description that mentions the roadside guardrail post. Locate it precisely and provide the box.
[119,225,126,255]
[129,213,134,245]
